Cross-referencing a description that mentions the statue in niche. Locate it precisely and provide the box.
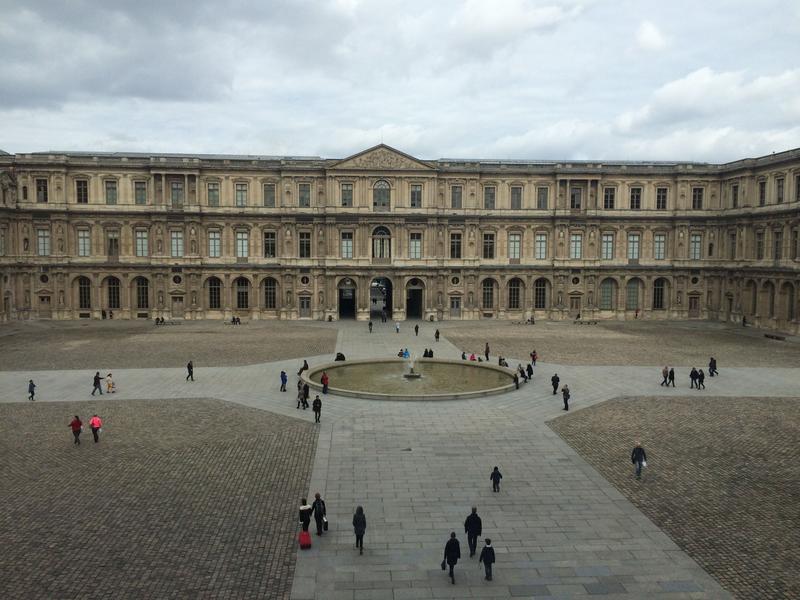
[190,240,197,254]
[58,238,64,253]
[588,291,594,307]
[23,238,29,251]
[318,291,324,307]
[24,290,31,307]
[557,292,563,306]
[158,291,164,308]
[156,239,163,253]
[58,290,64,306]
[191,291,197,306]
[468,291,474,307]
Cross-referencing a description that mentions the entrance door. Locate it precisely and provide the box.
[299,296,311,318]
[38,295,52,318]
[688,296,700,318]
[570,296,581,316]
[171,296,184,318]
[449,296,461,318]
[338,287,356,319]
[406,289,423,318]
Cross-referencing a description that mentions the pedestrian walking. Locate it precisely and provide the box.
[297,387,305,410]
[91,372,103,395]
[312,395,322,423]
[464,507,482,557]
[490,466,503,492]
[526,363,533,380]
[668,367,675,387]
[395,322,400,333]
[89,414,103,443]
[302,383,310,408]
[479,539,496,581]
[631,441,647,479]
[660,366,669,386]
[321,371,329,394]
[368,320,373,333]
[551,373,560,395]
[28,379,36,401]
[69,415,83,445]
[709,357,718,376]
[106,373,115,394]
[297,359,309,377]
[689,367,698,389]
[414,324,419,336]
[186,361,194,382]
[280,370,288,392]
[484,342,490,361]
[513,373,519,389]
[530,350,538,366]
[562,384,570,411]
[311,492,327,536]
[442,532,461,584]
[435,329,440,342]
[697,369,706,389]
[299,498,312,532]
[353,506,366,554]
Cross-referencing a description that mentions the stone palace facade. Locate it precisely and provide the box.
[0,144,798,333]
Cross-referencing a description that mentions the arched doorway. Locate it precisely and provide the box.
[406,278,424,319]
[370,277,392,320]
[338,277,357,319]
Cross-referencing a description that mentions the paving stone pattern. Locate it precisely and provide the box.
[548,396,800,600]
[0,398,317,600]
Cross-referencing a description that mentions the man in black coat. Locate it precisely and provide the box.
[631,441,647,479]
[668,368,675,387]
[689,367,698,389]
[464,507,482,557]
[443,532,461,584]
[551,373,560,395]
[311,492,326,535]
[526,363,533,379]
[479,538,496,581]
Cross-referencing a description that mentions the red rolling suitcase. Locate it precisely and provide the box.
[299,530,312,549]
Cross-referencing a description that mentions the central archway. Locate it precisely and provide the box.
[370,277,393,320]
[405,277,425,319]
[337,277,357,319]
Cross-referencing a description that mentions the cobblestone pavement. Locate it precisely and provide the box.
[548,396,800,600]
[0,398,317,600]
[0,320,337,370]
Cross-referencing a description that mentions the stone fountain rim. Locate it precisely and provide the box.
[301,357,516,401]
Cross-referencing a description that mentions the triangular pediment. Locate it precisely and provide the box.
[329,144,433,171]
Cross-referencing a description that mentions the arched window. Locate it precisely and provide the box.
[626,279,641,310]
[482,279,496,309]
[599,278,616,310]
[207,277,221,309]
[746,280,757,315]
[764,282,775,318]
[507,278,522,309]
[372,226,391,259]
[78,276,91,309]
[264,277,278,309]
[373,180,390,211]
[534,278,548,309]
[107,277,120,309]
[135,277,149,309]
[653,278,667,310]
[235,277,250,309]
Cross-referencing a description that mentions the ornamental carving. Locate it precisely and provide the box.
[336,148,427,171]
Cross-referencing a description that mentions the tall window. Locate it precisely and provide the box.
[0,229,5,256]
[510,186,522,210]
[207,182,220,207]
[570,187,582,209]
[37,229,50,256]
[76,180,88,204]
[298,183,310,207]
[450,233,462,259]
[171,231,184,257]
[534,279,548,309]
[235,277,249,309]
[630,187,642,210]
[603,188,615,209]
[654,233,666,260]
[264,231,276,258]
[408,232,421,259]
[341,231,354,259]
[535,233,547,259]
[776,178,784,204]
[105,180,117,205]
[508,279,521,309]
[653,279,666,310]
[410,184,422,208]
[537,187,548,209]
[371,227,390,259]
[299,232,311,258]
[264,278,277,309]
[691,187,704,210]
[689,234,702,260]
[601,233,614,260]
[263,183,276,207]
[482,279,495,308]
[78,277,91,309]
[508,233,521,260]
[728,232,737,260]
[135,277,149,309]
[171,181,184,208]
[235,231,249,258]
[107,277,120,309]
[482,233,495,259]
[106,231,119,257]
[483,186,495,210]
[774,231,783,259]
[451,185,462,209]
[373,180,390,210]
[627,233,640,259]
[599,279,615,309]
[135,229,148,257]
[656,187,668,210]
[134,181,147,205]
[731,184,739,208]
[235,183,248,207]
[208,277,221,309]
[796,175,800,202]
[569,233,582,259]
[36,178,48,203]
[78,229,91,257]
[792,229,799,260]
[208,230,221,258]
[756,231,765,259]
[341,183,353,207]
[759,180,767,206]
[626,280,640,310]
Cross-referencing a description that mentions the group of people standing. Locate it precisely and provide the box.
[298,493,367,555]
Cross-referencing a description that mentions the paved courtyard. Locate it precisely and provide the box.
[1,319,798,599]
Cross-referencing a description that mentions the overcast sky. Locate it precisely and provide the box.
[1,0,798,162]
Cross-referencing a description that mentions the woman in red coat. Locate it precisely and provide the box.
[69,416,82,445]
[321,371,329,394]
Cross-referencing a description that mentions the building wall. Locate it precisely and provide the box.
[0,145,798,332]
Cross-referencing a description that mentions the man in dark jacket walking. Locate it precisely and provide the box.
[708,357,718,376]
[697,369,705,389]
[631,441,647,479]
[464,507,482,557]
[660,366,669,386]
[689,367,698,389]
[91,372,103,395]
[186,361,194,382]
[490,466,503,492]
[311,492,326,536]
[561,384,570,411]
[312,395,322,423]
[479,538,496,581]
[668,368,675,387]
[443,532,461,584]
[551,373,560,395]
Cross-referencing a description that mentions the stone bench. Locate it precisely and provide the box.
[764,333,786,341]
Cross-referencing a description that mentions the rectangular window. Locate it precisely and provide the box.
[105,180,117,205]
[630,187,642,210]
[537,187,548,209]
[654,233,666,260]
[236,231,249,258]
[535,233,547,259]
[410,184,422,208]
[691,187,703,210]
[731,184,739,208]
[106,231,119,257]
[483,186,495,210]
[728,232,736,260]
[796,175,800,203]
[208,231,221,258]
[299,232,311,258]
[759,180,766,206]
[450,233,462,259]
[235,183,248,207]
[77,229,91,257]
[569,233,582,259]
[298,183,311,208]
[776,178,784,204]
[170,181,184,208]
[570,187,582,209]
[656,187,668,210]
[37,230,50,255]
[756,231,764,259]
[627,233,640,259]
[409,232,422,259]
[76,180,88,204]
[510,186,522,210]
[774,231,783,260]
[341,231,354,259]
[601,233,614,260]
[135,229,148,257]
[792,229,798,260]
[508,233,521,260]
[689,233,702,260]
[603,187,615,209]
[0,230,5,256]
[451,185,462,209]
[171,231,184,257]
[207,182,220,207]
[133,181,147,205]
[36,178,48,203]
[341,183,353,207]
[263,183,276,207]
[482,233,495,259]
[263,231,276,258]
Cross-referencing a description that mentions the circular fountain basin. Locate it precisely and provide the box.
[303,358,516,400]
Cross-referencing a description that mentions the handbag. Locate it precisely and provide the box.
[642,460,647,468]
[323,516,329,531]
[440,559,446,571]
